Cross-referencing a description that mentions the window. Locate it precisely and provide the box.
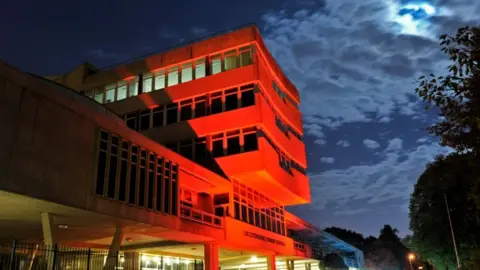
[225,88,238,111]
[211,54,222,74]
[226,131,241,155]
[194,137,208,162]
[152,107,164,127]
[212,134,224,157]
[232,179,285,235]
[224,50,238,71]
[166,103,178,125]
[240,87,255,107]
[96,131,108,196]
[179,139,193,160]
[117,81,128,101]
[195,58,206,79]
[128,77,138,97]
[105,87,115,103]
[94,89,104,103]
[167,66,179,86]
[239,46,253,67]
[96,130,179,216]
[139,110,151,130]
[181,63,193,83]
[194,96,207,118]
[143,72,153,93]
[154,70,166,90]
[180,100,192,121]
[126,113,137,130]
[210,92,222,114]
[243,129,258,152]
[107,136,119,199]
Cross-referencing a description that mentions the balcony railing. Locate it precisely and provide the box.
[180,204,223,228]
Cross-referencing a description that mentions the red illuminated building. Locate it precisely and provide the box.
[0,25,364,269]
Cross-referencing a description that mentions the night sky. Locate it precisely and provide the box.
[1,0,478,238]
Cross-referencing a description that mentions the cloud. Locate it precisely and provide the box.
[363,139,381,149]
[260,0,464,139]
[334,208,370,215]
[314,139,327,145]
[417,137,429,143]
[336,140,351,147]
[308,141,452,210]
[191,27,211,37]
[320,157,336,164]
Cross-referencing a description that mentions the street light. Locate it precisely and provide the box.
[418,267,423,270]
[408,253,415,270]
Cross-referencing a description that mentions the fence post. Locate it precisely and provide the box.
[86,248,91,270]
[8,240,17,270]
[51,244,58,270]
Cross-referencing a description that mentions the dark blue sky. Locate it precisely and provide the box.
[1,0,477,237]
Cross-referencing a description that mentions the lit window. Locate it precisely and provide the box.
[154,70,165,90]
[105,87,115,103]
[240,46,253,67]
[117,81,127,101]
[94,89,104,103]
[195,58,206,79]
[128,77,138,97]
[181,63,193,83]
[143,72,153,93]
[211,54,222,75]
[167,66,179,86]
[224,50,238,71]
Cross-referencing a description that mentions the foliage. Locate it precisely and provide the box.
[415,26,480,155]
[364,241,398,270]
[323,253,348,269]
[409,153,480,269]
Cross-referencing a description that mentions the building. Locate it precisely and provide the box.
[0,25,364,269]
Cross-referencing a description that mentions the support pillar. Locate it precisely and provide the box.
[41,213,57,245]
[104,226,124,270]
[204,243,219,270]
[267,254,276,270]
[286,260,294,270]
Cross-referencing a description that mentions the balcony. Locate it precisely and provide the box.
[214,137,310,205]
[180,204,223,228]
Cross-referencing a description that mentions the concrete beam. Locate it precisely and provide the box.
[204,243,219,270]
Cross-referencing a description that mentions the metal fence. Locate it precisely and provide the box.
[0,241,205,270]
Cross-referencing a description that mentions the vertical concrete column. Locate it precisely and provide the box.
[104,226,124,270]
[41,212,57,245]
[267,254,276,270]
[304,262,311,270]
[123,252,140,270]
[286,260,294,270]
[41,213,57,270]
[204,243,219,270]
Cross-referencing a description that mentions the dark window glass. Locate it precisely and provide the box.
[241,90,255,107]
[225,94,238,111]
[119,160,127,202]
[261,213,266,229]
[248,208,254,225]
[165,142,177,151]
[126,113,137,130]
[139,110,150,130]
[227,136,241,155]
[241,205,247,222]
[96,151,107,196]
[107,155,118,199]
[180,105,192,121]
[254,211,261,227]
[195,100,207,118]
[166,104,178,125]
[129,164,137,204]
[212,140,224,157]
[164,177,170,214]
[244,133,258,152]
[194,139,207,162]
[172,180,178,216]
[211,97,222,114]
[156,172,163,212]
[234,202,240,219]
[139,167,146,207]
[147,171,154,209]
[152,108,164,127]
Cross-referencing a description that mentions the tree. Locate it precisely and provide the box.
[323,253,348,269]
[409,153,480,269]
[415,26,480,155]
[364,241,398,270]
[324,226,370,251]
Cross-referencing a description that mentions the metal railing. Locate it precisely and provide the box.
[0,241,125,270]
[179,204,223,228]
